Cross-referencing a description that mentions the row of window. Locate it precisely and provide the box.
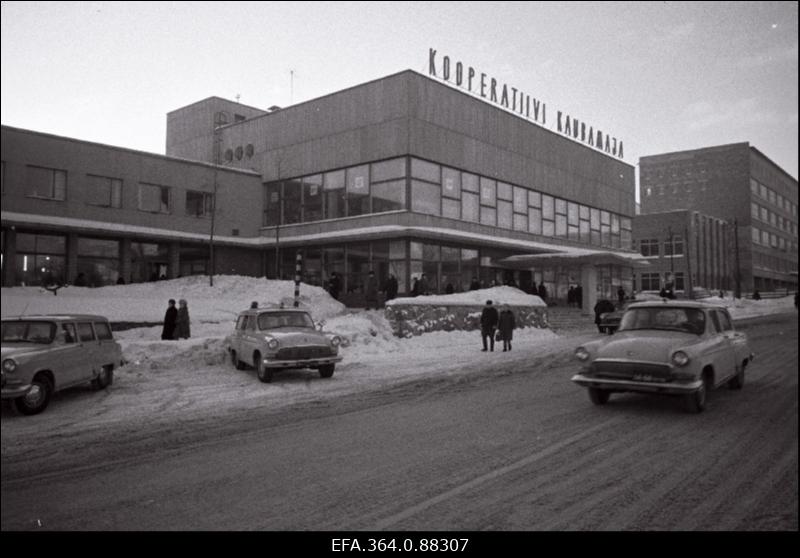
[263,157,633,249]
[638,272,685,291]
[753,251,795,273]
[638,237,685,258]
[750,202,798,237]
[643,182,707,197]
[751,226,799,254]
[9,164,215,217]
[750,178,797,217]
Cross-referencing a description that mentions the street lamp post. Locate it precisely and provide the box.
[733,218,741,299]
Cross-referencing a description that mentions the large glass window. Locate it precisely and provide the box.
[186,190,214,217]
[462,173,479,193]
[371,158,406,183]
[411,180,440,215]
[640,239,660,257]
[26,166,66,200]
[462,192,479,222]
[529,208,542,235]
[442,167,461,199]
[480,206,497,227]
[346,165,369,217]
[138,183,170,213]
[555,214,567,238]
[283,180,303,224]
[324,170,346,220]
[497,182,513,201]
[480,178,496,207]
[411,158,440,183]
[442,198,461,220]
[264,182,281,226]
[513,187,527,213]
[371,179,406,213]
[346,243,370,296]
[541,194,554,220]
[528,191,541,208]
[497,200,513,229]
[77,237,120,286]
[303,175,323,222]
[513,213,528,232]
[15,232,67,286]
[86,175,122,208]
[131,241,169,283]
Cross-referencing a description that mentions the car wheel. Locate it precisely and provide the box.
[727,364,745,390]
[685,377,708,413]
[255,353,273,383]
[318,364,335,378]
[15,375,53,416]
[588,387,610,405]
[92,365,114,390]
[230,350,246,370]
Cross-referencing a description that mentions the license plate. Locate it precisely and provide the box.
[633,374,660,382]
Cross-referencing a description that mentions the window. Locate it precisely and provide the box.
[497,200,513,229]
[411,158,440,183]
[497,182,513,201]
[411,180,440,215]
[640,239,660,257]
[479,178,496,207]
[529,208,542,235]
[185,190,214,217]
[461,192,479,222]
[94,322,113,340]
[77,322,95,342]
[86,175,122,208]
[26,166,66,200]
[264,182,282,226]
[372,179,406,213]
[324,170,346,220]
[371,158,406,183]
[640,273,661,291]
[346,166,369,217]
[283,178,303,224]
[442,198,461,220]
[664,236,684,256]
[513,187,527,213]
[138,183,170,213]
[303,175,324,222]
[442,167,461,199]
[751,202,760,220]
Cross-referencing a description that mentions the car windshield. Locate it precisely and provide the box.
[618,307,706,334]
[1,321,56,344]
[257,312,315,330]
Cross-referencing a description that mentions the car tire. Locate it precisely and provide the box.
[255,353,273,383]
[318,364,335,378]
[15,375,53,416]
[684,377,708,413]
[230,350,246,370]
[588,387,610,405]
[727,364,745,390]
[92,365,114,390]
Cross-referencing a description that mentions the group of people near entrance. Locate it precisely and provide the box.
[161,299,191,340]
[480,300,516,352]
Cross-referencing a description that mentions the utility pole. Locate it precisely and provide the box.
[733,218,741,299]
[667,225,675,290]
[685,226,693,299]
[209,113,223,287]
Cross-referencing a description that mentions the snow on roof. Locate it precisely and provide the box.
[386,286,546,307]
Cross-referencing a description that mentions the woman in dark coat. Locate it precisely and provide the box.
[498,307,516,352]
[175,299,191,339]
[161,299,177,340]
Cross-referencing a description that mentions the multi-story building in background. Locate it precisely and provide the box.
[638,143,798,294]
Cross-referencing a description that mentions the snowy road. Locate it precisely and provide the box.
[1,313,797,531]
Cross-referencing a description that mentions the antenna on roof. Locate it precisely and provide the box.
[289,69,297,105]
[235,93,241,103]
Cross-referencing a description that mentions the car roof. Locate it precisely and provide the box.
[238,308,310,316]
[625,300,726,311]
[1,314,111,321]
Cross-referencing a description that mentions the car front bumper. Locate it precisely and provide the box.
[571,373,702,394]
[1,380,34,399]
[262,355,343,369]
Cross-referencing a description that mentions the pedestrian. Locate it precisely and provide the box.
[480,299,499,352]
[411,276,420,297]
[752,289,761,301]
[659,287,668,298]
[568,286,575,307]
[594,299,615,333]
[73,272,87,287]
[445,282,454,294]
[498,306,516,352]
[575,285,583,309]
[250,301,259,309]
[384,273,398,301]
[537,281,547,302]
[365,270,379,310]
[469,276,480,291]
[617,286,625,307]
[161,299,177,340]
[419,273,430,296]
[116,276,126,285]
[328,271,341,300]
[175,299,191,339]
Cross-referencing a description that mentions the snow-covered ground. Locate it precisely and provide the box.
[1,276,796,425]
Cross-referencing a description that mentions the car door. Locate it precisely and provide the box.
[231,315,246,360]
[93,320,120,370]
[73,321,99,386]
[52,322,86,389]
[707,310,736,385]
[718,310,748,372]
[241,315,259,366]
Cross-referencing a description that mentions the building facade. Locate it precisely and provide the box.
[639,143,798,293]
[3,70,643,309]
[633,210,731,295]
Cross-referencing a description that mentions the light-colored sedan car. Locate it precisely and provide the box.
[572,301,753,413]
[1,315,123,415]
[227,308,343,383]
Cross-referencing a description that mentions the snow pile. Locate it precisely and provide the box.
[707,294,797,320]
[0,275,346,323]
[386,286,545,307]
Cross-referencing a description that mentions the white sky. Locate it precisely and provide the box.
[2,1,798,192]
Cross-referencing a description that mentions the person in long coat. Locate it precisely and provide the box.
[328,272,341,300]
[498,307,516,351]
[384,273,398,301]
[161,299,177,340]
[175,299,191,339]
[593,299,615,332]
[364,271,379,310]
[480,300,499,352]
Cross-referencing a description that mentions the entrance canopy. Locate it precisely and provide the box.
[499,250,651,269]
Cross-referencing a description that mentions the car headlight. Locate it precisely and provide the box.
[575,347,590,361]
[2,358,17,373]
[266,338,279,350]
[330,336,341,347]
[671,351,690,367]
